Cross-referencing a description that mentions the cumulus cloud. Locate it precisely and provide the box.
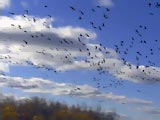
[0,75,153,105]
[0,0,10,9]
[0,15,160,84]
[97,0,114,7]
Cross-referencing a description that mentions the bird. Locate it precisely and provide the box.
[85,33,90,37]
[33,18,36,22]
[156,2,160,8]
[79,10,84,15]
[11,24,15,26]
[70,6,76,11]
[9,12,15,15]
[103,14,108,19]
[102,23,105,27]
[148,3,152,7]
[106,8,110,12]
[23,40,28,45]
[24,10,29,14]
[91,8,95,12]
[96,5,101,8]
[44,5,48,8]
[78,16,82,20]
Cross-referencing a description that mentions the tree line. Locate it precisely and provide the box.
[0,97,119,120]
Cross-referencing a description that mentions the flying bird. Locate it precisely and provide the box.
[70,6,76,11]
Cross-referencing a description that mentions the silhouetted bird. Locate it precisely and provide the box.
[70,6,76,11]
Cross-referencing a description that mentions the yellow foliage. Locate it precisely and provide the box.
[32,115,44,120]
[1,104,18,120]
[50,109,92,120]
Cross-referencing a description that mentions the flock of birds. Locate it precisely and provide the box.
[148,1,160,15]
[70,4,111,31]
[68,5,126,88]
[4,4,118,89]
[68,2,160,88]
[0,1,160,97]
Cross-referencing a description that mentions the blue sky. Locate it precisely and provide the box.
[0,0,160,120]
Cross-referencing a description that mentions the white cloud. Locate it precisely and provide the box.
[0,62,9,73]
[53,26,97,40]
[0,0,10,9]
[136,106,160,115]
[20,1,28,8]
[81,92,153,105]
[97,0,114,7]
[0,15,160,84]
[0,92,28,102]
[0,75,153,105]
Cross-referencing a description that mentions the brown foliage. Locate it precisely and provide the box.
[0,97,118,120]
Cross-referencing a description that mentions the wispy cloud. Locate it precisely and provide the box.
[136,106,160,115]
[0,75,153,105]
[0,0,10,9]
[20,1,28,8]
[97,0,114,7]
[0,92,27,101]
